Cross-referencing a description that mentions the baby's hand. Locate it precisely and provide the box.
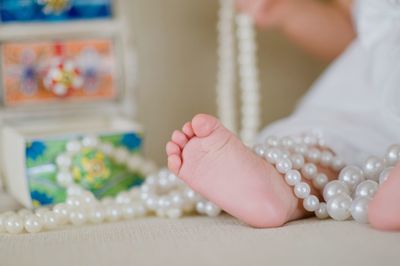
[236,0,299,28]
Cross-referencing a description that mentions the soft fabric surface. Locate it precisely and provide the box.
[1,192,399,266]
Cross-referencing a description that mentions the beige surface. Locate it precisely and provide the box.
[129,0,326,164]
[1,193,400,266]
[1,212,400,266]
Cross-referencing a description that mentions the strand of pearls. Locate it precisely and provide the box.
[236,14,260,146]
[255,135,400,224]
[217,0,261,145]
[216,0,237,133]
[0,137,221,234]
[0,169,221,234]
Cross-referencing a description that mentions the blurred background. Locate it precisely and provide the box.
[128,0,327,165]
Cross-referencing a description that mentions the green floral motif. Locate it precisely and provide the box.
[25,131,145,207]
[71,148,113,190]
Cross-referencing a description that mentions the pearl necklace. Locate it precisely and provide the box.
[217,0,261,146]
[255,135,400,223]
[0,137,221,234]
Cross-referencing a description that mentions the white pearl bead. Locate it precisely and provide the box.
[355,180,378,199]
[265,136,279,147]
[294,144,308,155]
[24,214,43,233]
[0,213,11,232]
[5,215,24,234]
[379,167,394,185]
[88,207,105,223]
[276,158,292,174]
[205,202,221,217]
[320,151,334,167]
[80,191,97,206]
[82,136,99,147]
[56,154,72,169]
[145,197,157,210]
[332,157,345,171]
[385,144,400,166]
[116,191,131,204]
[303,134,318,146]
[43,211,59,230]
[69,210,87,225]
[132,203,147,217]
[254,145,267,157]
[290,154,304,170]
[303,195,320,212]
[35,207,50,218]
[17,209,32,218]
[294,182,311,199]
[196,201,206,214]
[53,203,69,225]
[338,165,365,191]
[315,203,329,219]
[284,170,301,186]
[301,163,318,180]
[56,171,73,187]
[351,197,370,223]
[66,195,84,208]
[264,147,282,164]
[327,194,352,221]
[362,156,384,181]
[306,148,321,163]
[184,188,199,202]
[66,140,81,154]
[323,180,350,202]
[157,197,172,210]
[121,204,136,219]
[280,136,295,149]
[66,184,84,196]
[105,205,122,222]
[166,208,183,219]
[312,173,329,190]
[170,193,184,208]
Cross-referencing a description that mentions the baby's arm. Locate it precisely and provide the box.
[237,0,356,61]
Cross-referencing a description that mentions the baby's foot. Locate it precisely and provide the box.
[166,114,307,227]
[368,162,400,230]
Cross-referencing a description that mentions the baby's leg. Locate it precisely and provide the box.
[166,114,333,227]
[369,162,400,230]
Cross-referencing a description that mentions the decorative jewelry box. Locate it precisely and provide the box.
[0,0,150,208]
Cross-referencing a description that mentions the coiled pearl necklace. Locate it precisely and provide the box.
[0,137,221,234]
[255,134,400,223]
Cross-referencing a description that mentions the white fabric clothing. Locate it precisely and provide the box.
[258,0,400,164]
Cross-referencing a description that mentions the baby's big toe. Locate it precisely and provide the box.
[191,114,220,138]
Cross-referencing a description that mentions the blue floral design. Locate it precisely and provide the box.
[121,133,141,151]
[31,190,53,206]
[26,141,46,160]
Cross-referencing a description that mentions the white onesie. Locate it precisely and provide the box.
[258,0,400,165]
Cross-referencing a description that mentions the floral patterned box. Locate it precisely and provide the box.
[1,38,118,107]
[2,116,146,208]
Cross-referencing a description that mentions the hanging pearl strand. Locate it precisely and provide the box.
[254,135,400,224]
[216,0,237,133]
[236,14,261,146]
[217,0,261,145]
[0,137,221,234]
